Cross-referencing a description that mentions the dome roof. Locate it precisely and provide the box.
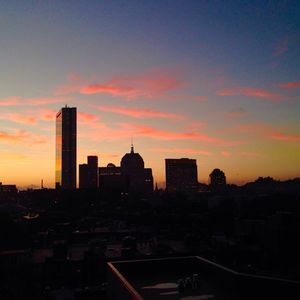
[121,144,144,170]
[107,163,116,168]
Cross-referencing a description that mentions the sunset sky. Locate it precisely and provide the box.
[0,1,299,189]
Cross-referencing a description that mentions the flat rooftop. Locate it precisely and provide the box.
[108,256,300,300]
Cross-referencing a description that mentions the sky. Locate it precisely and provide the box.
[0,0,299,189]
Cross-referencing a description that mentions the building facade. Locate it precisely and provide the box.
[209,168,226,191]
[55,106,77,189]
[99,163,127,191]
[165,158,198,193]
[79,156,98,188]
[120,145,153,195]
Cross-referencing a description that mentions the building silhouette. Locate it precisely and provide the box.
[209,168,226,191]
[55,106,77,189]
[79,156,98,188]
[120,144,153,195]
[165,158,198,193]
[99,163,127,191]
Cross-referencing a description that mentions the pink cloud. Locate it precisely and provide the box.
[221,151,231,157]
[232,123,269,133]
[97,105,183,119]
[79,120,241,146]
[0,129,46,145]
[271,133,300,142]
[273,37,289,57]
[276,82,300,89]
[151,148,213,156]
[217,87,284,101]
[0,97,20,106]
[0,113,37,125]
[78,112,99,123]
[38,109,57,121]
[118,123,241,146]
[79,68,184,99]
[0,96,63,106]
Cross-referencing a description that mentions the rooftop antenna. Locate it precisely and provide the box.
[130,137,134,153]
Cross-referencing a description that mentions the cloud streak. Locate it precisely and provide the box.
[0,96,63,107]
[117,123,241,145]
[151,148,213,156]
[97,105,184,119]
[271,133,300,142]
[0,129,47,145]
[78,68,184,99]
[0,113,37,125]
[276,82,300,89]
[217,87,284,101]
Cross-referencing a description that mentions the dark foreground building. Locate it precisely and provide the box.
[79,156,98,188]
[55,106,77,189]
[107,256,300,299]
[99,163,127,191]
[165,158,198,193]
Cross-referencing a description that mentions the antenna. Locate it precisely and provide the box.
[131,137,134,153]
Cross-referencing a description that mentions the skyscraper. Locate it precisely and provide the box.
[55,106,77,189]
[165,158,198,193]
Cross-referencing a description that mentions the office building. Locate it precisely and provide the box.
[79,156,98,188]
[55,106,77,189]
[99,163,127,191]
[165,158,198,193]
[120,144,153,195]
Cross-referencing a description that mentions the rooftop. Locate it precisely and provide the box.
[108,256,300,300]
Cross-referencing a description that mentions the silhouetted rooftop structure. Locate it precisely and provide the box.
[120,144,153,195]
[165,158,198,193]
[108,256,300,299]
[210,168,226,191]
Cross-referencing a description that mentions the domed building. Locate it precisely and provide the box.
[120,144,153,195]
[209,168,226,191]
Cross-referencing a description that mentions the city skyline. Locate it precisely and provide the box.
[0,1,299,188]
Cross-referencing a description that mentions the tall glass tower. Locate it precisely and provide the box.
[55,106,77,189]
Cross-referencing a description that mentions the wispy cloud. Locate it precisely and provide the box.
[221,151,231,157]
[271,133,300,142]
[0,96,63,107]
[118,123,241,145]
[0,129,47,145]
[276,82,300,89]
[97,105,184,119]
[151,148,213,156]
[78,112,100,123]
[273,37,289,57]
[58,68,185,100]
[79,120,241,146]
[0,113,37,125]
[217,87,284,101]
